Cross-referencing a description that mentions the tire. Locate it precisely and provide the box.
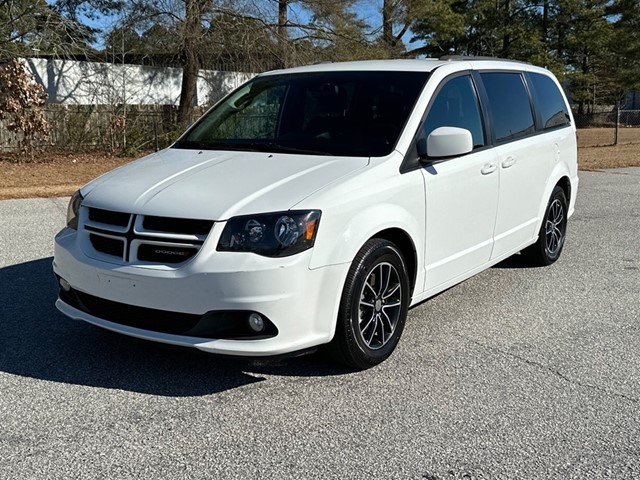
[521,185,568,266]
[327,238,410,370]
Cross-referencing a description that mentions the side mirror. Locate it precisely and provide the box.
[424,126,473,159]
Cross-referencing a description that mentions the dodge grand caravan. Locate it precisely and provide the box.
[54,58,578,369]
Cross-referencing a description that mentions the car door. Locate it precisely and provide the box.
[478,71,553,260]
[419,73,500,291]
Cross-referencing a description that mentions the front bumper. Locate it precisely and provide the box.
[53,227,349,356]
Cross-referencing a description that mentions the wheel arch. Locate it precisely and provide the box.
[534,163,573,234]
[556,175,572,204]
[370,228,418,295]
[309,202,424,278]
[310,205,424,344]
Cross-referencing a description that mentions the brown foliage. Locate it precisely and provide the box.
[0,58,50,159]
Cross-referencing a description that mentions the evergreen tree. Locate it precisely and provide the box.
[551,0,615,112]
[609,0,640,100]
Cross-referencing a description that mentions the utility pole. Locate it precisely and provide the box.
[122,16,127,151]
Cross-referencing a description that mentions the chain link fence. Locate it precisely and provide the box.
[575,108,640,148]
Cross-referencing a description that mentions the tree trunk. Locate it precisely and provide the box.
[278,0,288,40]
[177,0,201,127]
[276,0,289,67]
[502,0,511,57]
[178,45,198,127]
[556,4,565,59]
[542,0,549,44]
[382,0,395,50]
[582,48,591,114]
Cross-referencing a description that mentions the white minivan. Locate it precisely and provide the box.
[54,58,578,369]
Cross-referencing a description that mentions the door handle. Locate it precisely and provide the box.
[502,157,516,168]
[481,163,497,175]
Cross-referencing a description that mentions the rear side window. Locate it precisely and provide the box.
[422,75,485,148]
[480,72,535,143]
[527,73,571,129]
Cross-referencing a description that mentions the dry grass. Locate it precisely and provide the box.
[0,153,137,200]
[577,127,640,148]
[0,141,639,200]
[578,143,640,171]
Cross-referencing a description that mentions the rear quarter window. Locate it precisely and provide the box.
[527,72,571,130]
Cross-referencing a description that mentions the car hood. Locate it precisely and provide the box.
[81,148,368,220]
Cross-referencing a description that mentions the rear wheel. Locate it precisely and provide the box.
[522,185,568,266]
[327,238,410,369]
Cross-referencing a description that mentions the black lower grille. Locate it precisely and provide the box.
[61,287,200,333]
[58,286,278,339]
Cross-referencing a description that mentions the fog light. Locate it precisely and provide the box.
[248,313,265,332]
[59,278,71,292]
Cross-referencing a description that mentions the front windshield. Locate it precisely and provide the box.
[174,71,430,157]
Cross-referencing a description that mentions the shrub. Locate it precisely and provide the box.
[0,58,50,160]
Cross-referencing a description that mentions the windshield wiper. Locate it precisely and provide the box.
[174,141,269,152]
[207,143,271,152]
[174,141,332,156]
[173,140,209,150]
[268,144,333,156]
[220,142,332,155]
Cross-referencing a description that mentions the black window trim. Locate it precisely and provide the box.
[400,70,491,174]
[478,69,538,145]
[477,69,573,146]
[397,67,575,175]
[523,71,573,133]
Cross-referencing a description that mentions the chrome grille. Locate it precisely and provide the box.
[82,207,213,265]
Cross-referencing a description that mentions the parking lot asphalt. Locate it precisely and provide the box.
[0,168,639,480]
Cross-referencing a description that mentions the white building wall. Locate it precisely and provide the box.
[23,58,254,107]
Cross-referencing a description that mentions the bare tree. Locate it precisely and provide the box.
[381,0,414,54]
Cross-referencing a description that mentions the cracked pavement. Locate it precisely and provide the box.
[1,168,639,479]
[455,333,639,405]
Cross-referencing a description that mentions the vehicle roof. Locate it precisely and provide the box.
[259,58,552,77]
[260,59,449,76]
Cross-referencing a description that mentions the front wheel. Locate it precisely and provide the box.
[522,185,568,266]
[327,238,410,370]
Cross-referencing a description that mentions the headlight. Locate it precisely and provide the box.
[217,210,321,257]
[66,190,83,229]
